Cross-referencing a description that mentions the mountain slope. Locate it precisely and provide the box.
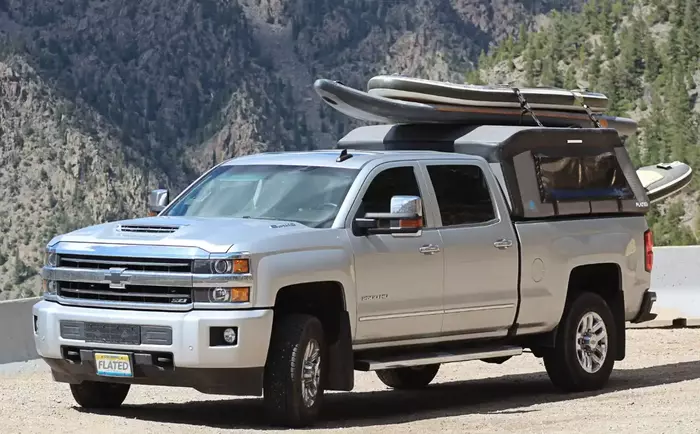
[472,0,700,246]
[0,0,584,299]
[0,56,166,299]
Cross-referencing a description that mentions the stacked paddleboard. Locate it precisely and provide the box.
[366,75,610,113]
[313,75,639,136]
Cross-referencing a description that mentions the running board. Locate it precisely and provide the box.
[354,346,523,371]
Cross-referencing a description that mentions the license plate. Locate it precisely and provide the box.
[95,353,133,378]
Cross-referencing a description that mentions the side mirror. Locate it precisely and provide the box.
[148,189,169,216]
[355,195,423,235]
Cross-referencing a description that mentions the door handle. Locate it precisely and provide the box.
[419,244,441,255]
[493,239,513,249]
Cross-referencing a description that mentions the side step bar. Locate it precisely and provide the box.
[354,346,523,371]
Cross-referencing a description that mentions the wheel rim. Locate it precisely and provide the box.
[575,311,608,374]
[301,338,321,407]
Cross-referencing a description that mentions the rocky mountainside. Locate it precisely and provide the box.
[0,0,583,299]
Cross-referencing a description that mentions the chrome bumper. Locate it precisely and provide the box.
[33,300,274,369]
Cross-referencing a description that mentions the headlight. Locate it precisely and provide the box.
[45,249,58,267]
[193,287,250,303]
[193,258,249,274]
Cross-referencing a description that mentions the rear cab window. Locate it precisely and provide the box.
[425,164,497,227]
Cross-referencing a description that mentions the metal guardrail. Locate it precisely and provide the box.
[0,246,698,365]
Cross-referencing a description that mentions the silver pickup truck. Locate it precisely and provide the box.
[34,124,660,427]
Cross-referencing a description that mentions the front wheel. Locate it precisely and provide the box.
[543,291,617,392]
[263,314,326,428]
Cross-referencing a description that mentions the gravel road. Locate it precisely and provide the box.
[1,328,699,433]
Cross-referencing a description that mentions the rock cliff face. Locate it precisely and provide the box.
[0,0,581,298]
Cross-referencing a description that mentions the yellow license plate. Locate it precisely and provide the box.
[95,353,133,378]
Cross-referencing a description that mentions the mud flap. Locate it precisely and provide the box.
[324,311,354,391]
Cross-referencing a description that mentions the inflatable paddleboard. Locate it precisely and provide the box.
[636,161,693,204]
[314,79,638,136]
[367,75,609,113]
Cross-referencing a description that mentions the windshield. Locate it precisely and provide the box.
[164,164,360,228]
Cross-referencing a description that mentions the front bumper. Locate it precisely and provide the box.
[33,300,273,394]
[630,290,657,323]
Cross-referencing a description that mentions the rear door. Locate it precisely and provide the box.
[419,159,520,336]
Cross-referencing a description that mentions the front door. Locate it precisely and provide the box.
[420,160,519,336]
[347,162,444,343]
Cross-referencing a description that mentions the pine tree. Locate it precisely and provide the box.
[524,43,537,86]
[588,43,603,89]
[643,35,661,83]
[564,65,578,89]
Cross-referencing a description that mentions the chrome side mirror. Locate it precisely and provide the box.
[355,195,423,236]
[390,195,423,217]
[148,189,169,216]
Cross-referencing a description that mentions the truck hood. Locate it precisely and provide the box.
[49,216,315,254]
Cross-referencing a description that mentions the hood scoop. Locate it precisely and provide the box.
[116,223,183,234]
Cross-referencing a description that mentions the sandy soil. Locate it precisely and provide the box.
[1,328,699,434]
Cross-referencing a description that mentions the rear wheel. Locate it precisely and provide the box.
[543,291,616,392]
[376,364,440,390]
[70,381,130,409]
[263,314,326,428]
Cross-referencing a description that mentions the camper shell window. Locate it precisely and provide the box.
[534,152,635,203]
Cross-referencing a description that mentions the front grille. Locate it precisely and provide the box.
[59,321,173,345]
[58,281,192,305]
[85,322,141,345]
[58,254,193,273]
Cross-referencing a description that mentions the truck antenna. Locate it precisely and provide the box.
[336,148,353,162]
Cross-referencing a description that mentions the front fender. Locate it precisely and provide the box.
[254,248,356,334]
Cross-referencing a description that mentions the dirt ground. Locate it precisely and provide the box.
[1,328,699,434]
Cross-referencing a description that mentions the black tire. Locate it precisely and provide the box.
[543,291,617,393]
[69,381,130,409]
[375,364,440,390]
[263,313,326,428]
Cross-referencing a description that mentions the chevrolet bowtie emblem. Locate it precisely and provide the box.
[106,267,130,289]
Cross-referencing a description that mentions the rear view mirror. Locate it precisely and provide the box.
[355,195,423,235]
[148,189,169,216]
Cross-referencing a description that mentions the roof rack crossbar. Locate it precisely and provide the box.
[512,87,543,127]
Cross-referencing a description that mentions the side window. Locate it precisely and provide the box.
[357,166,422,216]
[427,164,496,226]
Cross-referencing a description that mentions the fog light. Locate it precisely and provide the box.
[223,328,237,344]
[210,326,238,346]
